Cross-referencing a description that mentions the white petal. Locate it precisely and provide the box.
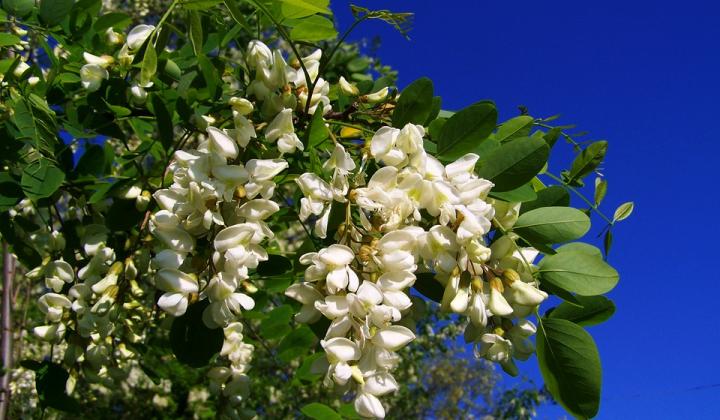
[354,393,386,419]
[322,337,361,362]
[372,325,415,351]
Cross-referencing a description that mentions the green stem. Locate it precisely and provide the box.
[326,120,374,134]
[543,172,613,225]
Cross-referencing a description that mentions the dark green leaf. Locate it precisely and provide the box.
[181,0,223,10]
[40,0,74,26]
[150,94,174,150]
[3,0,35,17]
[392,77,434,128]
[105,198,143,231]
[537,318,601,418]
[567,141,607,184]
[35,361,81,412]
[21,159,65,200]
[188,10,204,56]
[259,305,293,340]
[413,272,443,303]
[488,183,537,202]
[475,136,549,192]
[257,254,293,276]
[548,295,615,327]
[93,12,132,31]
[514,207,590,244]
[290,15,337,42]
[496,115,534,142]
[521,185,570,213]
[301,403,342,420]
[278,325,316,362]
[170,300,224,367]
[75,144,106,177]
[539,251,619,296]
[437,101,497,161]
[603,229,613,256]
[0,172,23,211]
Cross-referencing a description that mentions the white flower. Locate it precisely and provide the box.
[83,52,114,67]
[155,269,198,316]
[354,392,386,418]
[80,64,109,92]
[265,109,303,154]
[371,325,415,351]
[322,337,361,363]
[285,283,323,323]
[363,86,389,103]
[38,293,72,322]
[127,24,155,50]
[207,126,239,159]
[476,333,512,363]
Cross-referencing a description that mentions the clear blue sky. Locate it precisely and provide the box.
[336,1,720,418]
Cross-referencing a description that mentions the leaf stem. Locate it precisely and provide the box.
[543,172,613,225]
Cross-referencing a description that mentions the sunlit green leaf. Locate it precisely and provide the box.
[475,136,549,192]
[539,251,619,296]
[514,206,590,244]
[436,101,497,161]
[548,295,615,327]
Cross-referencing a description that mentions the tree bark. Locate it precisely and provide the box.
[0,242,15,420]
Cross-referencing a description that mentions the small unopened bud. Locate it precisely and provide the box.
[502,268,521,284]
[351,365,364,384]
[361,86,389,103]
[229,97,254,115]
[471,277,484,292]
[135,190,151,211]
[339,76,359,96]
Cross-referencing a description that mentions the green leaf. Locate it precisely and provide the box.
[170,300,224,367]
[548,295,615,327]
[11,96,60,155]
[475,136,549,192]
[281,0,330,18]
[307,110,329,148]
[150,94,174,150]
[141,39,157,86]
[197,55,217,98]
[612,201,634,222]
[539,251,619,296]
[594,178,607,206]
[257,254,293,276]
[21,159,65,200]
[277,325,316,362]
[188,10,204,56]
[93,12,132,31]
[513,207,590,244]
[2,0,35,17]
[496,115,534,142]
[301,403,342,420]
[556,242,602,258]
[259,305,293,340]
[40,0,74,26]
[603,229,613,256]
[436,101,497,160]
[567,141,607,184]
[537,318,601,418]
[392,77,434,128]
[34,362,81,412]
[0,33,21,47]
[520,185,570,213]
[75,144,106,177]
[0,172,23,211]
[181,0,224,10]
[289,15,337,41]
[488,183,537,202]
[413,272,443,303]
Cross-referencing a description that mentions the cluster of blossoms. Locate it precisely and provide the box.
[14,17,552,416]
[285,120,549,417]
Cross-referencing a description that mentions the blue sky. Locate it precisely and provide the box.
[336,1,720,418]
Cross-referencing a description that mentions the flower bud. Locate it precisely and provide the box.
[339,76,359,96]
[229,97,254,115]
[80,64,109,92]
[126,24,155,51]
[362,86,389,103]
[135,190,151,211]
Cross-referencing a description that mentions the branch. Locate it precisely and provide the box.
[0,242,16,420]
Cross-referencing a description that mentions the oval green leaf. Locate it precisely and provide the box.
[475,136,549,192]
[539,251,619,296]
[290,15,337,41]
[21,159,65,200]
[513,206,590,244]
[392,77,434,128]
[436,101,497,161]
[548,295,616,327]
[495,115,534,142]
[520,185,570,213]
[567,140,607,184]
[301,403,342,420]
[613,201,634,222]
[537,318,602,419]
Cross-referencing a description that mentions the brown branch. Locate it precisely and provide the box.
[0,242,16,419]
